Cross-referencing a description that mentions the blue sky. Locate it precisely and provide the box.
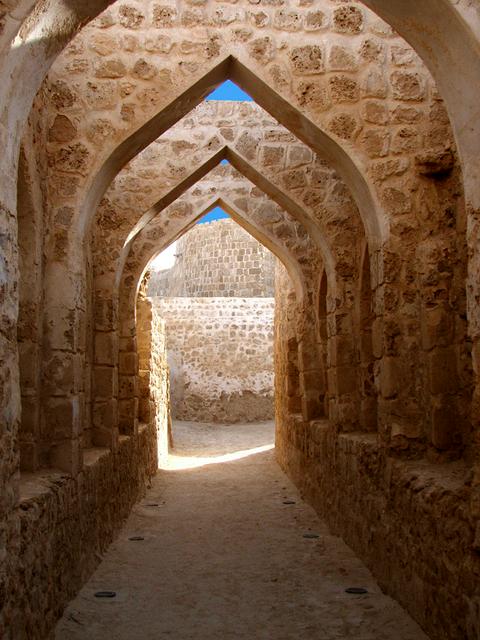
[195,81,252,224]
[198,206,230,224]
[206,80,253,102]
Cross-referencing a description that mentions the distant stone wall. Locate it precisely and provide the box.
[148,219,275,298]
[148,219,275,423]
[152,298,274,423]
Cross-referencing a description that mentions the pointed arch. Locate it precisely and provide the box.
[76,57,385,248]
[116,194,312,436]
[117,146,336,297]
[125,194,307,318]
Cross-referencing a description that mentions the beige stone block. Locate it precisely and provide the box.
[298,343,321,372]
[361,70,388,98]
[329,75,359,103]
[92,422,116,448]
[44,396,80,439]
[118,398,138,434]
[333,5,363,33]
[119,5,145,28]
[94,366,118,399]
[139,398,151,423]
[94,58,126,79]
[290,45,324,74]
[119,375,137,399]
[361,128,390,158]
[286,396,301,418]
[335,366,357,395]
[300,368,325,394]
[119,351,138,376]
[93,399,117,431]
[421,304,454,351]
[331,335,356,367]
[94,331,118,365]
[50,438,82,475]
[427,347,458,395]
[391,71,426,101]
[302,393,324,421]
[120,336,136,352]
[380,357,399,399]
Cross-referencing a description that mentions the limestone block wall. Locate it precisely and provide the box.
[10,425,157,640]
[274,261,480,640]
[152,297,274,423]
[149,300,172,461]
[148,219,276,424]
[149,218,276,298]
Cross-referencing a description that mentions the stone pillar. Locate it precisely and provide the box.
[41,258,84,475]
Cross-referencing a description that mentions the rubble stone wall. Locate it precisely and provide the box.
[11,425,157,640]
[148,219,276,423]
[274,261,480,640]
[153,297,274,423]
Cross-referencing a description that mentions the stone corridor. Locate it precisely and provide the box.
[2,1,480,637]
[55,422,427,640]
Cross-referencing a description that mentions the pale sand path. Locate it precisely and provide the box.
[55,421,429,640]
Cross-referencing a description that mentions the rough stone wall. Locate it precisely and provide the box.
[274,261,480,640]
[154,297,274,423]
[7,426,157,640]
[149,218,275,298]
[149,304,172,460]
[0,2,478,639]
[37,0,456,473]
[17,101,48,472]
[119,169,325,434]
[148,219,276,424]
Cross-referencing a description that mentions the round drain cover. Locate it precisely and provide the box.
[94,591,116,598]
[303,533,319,539]
[129,536,145,541]
[345,587,368,595]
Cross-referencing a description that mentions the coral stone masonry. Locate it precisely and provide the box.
[0,1,480,639]
[149,219,276,423]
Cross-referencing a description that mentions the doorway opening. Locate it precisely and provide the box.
[146,211,279,467]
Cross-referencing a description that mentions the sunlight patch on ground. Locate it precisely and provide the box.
[159,443,274,470]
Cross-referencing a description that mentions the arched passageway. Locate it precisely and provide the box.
[1,2,480,639]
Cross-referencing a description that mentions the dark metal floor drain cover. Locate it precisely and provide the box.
[283,500,296,505]
[303,533,320,539]
[345,587,368,595]
[94,591,116,598]
[129,536,144,541]
[147,503,159,507]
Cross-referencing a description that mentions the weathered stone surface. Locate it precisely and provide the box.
[0,2,478,640]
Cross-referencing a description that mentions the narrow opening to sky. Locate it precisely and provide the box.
[198,206,230,224]
[206,80,253,102]
[191,81,252,225]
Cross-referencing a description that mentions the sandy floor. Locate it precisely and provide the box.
[55,421,428,640]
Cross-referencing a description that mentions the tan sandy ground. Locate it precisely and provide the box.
[55,421,429,640]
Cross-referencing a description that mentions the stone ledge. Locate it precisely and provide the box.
[19,469,70,503]
[83,446,111,467]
